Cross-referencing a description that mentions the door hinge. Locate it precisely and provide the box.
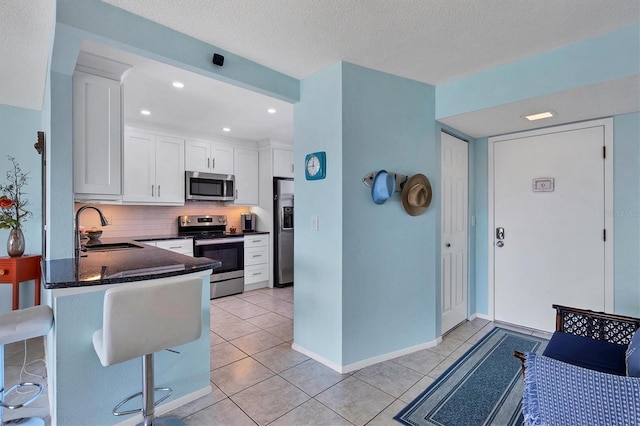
[603,229,606,241]
[603,146,606,159]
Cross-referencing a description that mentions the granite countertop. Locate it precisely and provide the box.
[43,237,220,289]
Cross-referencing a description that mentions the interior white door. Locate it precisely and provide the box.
[493,126,605,332]
[441,132,469,334]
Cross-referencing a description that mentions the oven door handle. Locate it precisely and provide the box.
[195,237,244,246]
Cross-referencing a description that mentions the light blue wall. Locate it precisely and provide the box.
[341,63,436,364]
[436,23,640,119]
[473,138,489,315]
[472,118,640,317]
[613,112,640,316]
[0,104,43,312]
[293,63,344,364]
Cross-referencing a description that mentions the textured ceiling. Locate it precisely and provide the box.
[1,0,54,110]
[2,0,639,139]
[103,0,639,84]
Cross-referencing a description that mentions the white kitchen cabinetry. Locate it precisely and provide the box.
[233,148,259,205]
[73,71,122,200]
[123,129,185,205]
[272,148,294,178]
[185,140,234,175]
[146,239,193,256]
[244,234,269,288]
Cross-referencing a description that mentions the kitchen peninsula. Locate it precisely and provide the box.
[42,241,220,426]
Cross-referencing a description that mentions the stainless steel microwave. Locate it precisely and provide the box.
[185,171,235,201]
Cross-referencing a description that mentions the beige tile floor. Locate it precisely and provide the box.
[2,287,550,425]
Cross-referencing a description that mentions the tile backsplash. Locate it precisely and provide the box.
[75,203,251,239]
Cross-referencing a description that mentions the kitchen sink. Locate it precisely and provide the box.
[82,242,144,252]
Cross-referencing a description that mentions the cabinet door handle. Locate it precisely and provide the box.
[158,185,161,197]
[252,272,262,276]
[212,158,215,169]
[169,246,181,249]
[291,163,294,173]
[207,158,210,169]
[252,254,261,258]
[151,185,154,197]
[235,189,238,199]
[0,269,5,275]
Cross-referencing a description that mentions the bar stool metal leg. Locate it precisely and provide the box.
[0,344,46,426]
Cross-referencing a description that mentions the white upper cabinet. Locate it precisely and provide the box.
[73,71,122,199]
[272,148,294,178]
[185,140,234,175]
[123,129,185,205]
[233,148,259,205]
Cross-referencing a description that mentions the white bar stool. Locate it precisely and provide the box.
[92,277,203,426]
[0,305,54,426]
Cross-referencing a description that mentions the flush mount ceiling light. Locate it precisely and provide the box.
[522,110,556,121]
[267,108,277,114]
[222,127,231,132]
[172,81,184,89]
[140,109,151,116]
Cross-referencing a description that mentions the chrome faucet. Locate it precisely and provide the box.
[75,205,109,254]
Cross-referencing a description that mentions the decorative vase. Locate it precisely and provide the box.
[7,227,25,257]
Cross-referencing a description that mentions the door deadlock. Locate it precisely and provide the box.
[496,227,505,247]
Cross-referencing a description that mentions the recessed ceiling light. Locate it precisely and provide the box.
[222,127,231,132]
[140,109,151,116]
[172,81,185,89]
[267,108,277,114]
[523,111,556,121]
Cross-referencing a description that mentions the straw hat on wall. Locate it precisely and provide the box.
[401,174,432,216]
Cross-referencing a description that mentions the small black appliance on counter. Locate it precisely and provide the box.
[241,212,257,232]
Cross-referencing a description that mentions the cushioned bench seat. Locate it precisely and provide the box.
[542,331,628,376]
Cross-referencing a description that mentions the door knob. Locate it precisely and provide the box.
[446,243,451,248]
[496,241,504,247]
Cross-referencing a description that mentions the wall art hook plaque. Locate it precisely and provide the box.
[362,171,407,194]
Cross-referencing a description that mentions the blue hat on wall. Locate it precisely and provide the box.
[371,170,396,204]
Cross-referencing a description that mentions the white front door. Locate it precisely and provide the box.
[492,121,611,332]
[441,132,469,334]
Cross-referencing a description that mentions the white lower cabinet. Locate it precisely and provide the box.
[145,239,193,256]
[244,234,269,288]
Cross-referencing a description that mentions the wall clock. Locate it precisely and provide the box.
[305,151,326,180]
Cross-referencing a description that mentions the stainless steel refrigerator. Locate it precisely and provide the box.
[274,178,294,287]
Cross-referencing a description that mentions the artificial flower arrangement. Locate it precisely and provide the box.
[0,156,31,230]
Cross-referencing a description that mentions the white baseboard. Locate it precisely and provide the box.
[292,337,442,374]
[114,385,212,426]
[474,313,492,321]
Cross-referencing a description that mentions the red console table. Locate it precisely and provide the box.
[0,255,42,310]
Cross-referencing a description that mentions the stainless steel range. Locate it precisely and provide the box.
[178,215,244,299]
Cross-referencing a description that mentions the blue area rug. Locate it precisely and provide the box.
[394,327,548,426]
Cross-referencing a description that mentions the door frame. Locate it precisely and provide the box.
[487,118,614,321]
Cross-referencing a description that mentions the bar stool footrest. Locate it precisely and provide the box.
[0,382,45,410]
[113,387,172,416]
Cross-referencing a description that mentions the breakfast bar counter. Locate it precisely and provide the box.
[42,241,219,426]
[42,237,219,289]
